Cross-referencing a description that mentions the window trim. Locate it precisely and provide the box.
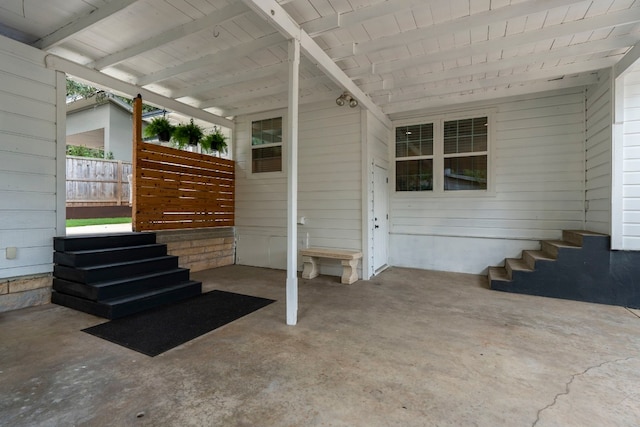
[248,111,286,178]
[393,109,496,197]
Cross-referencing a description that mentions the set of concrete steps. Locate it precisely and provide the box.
[52,233,201,319]
[489,230,640,309]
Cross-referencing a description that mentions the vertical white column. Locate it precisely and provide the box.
[55,71,67,236]
[286,38,300,325]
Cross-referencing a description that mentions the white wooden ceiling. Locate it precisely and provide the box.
[1,0,639,122]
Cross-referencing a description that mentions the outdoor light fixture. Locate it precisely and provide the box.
[336,92,358,108]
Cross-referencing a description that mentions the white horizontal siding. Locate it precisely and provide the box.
[0,36,60,279]
[622,66,640,249]
[235,101,363,275]
[390,88,587,273]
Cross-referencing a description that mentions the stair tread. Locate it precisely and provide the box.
[525,250,556,261]
[54,233,156,251]
[488,267,510,282]
[506,258,533,271]
[543,240,580,248]
[60,243,165,256]
[101,280,201,305]
[87,268,189,288]
[69,255,177,271]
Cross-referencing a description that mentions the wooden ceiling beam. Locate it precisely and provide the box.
[384,74,599,115]
[347,8,640,78]
[135,32,283,86]
[33,0,137,50]
[241,0,391,127]
[379,57,615,106]
[88,2,249,70]
[45,54,234,128]
[326,0,587,60]
[373,35,637,95]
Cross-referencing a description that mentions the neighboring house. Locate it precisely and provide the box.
[2,1,640,317]
[66,93,134,162]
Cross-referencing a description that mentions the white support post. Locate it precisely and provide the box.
[611,72,625,249]
[286,38,300,325]
[55,71,67,236]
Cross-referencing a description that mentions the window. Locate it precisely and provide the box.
[395,115,489,193]
[252,117,282,173]
[395,123,434,191]
[443,117,488,191]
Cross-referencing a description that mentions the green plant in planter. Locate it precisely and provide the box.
[201,127,228,155]
[144,116,174,142]
[172,118,204,148]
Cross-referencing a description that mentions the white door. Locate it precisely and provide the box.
[373,164,389,273]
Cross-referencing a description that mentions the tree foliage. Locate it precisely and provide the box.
[66,78,156,113]
[66,145,114,159]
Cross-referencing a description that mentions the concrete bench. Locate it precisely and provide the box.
[300,247,363,284]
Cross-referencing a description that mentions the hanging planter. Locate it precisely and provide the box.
[173,118,204,148]
[143,116,175,142]
[201,127,228,156]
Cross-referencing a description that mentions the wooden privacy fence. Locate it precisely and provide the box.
[66,156,132,207]
[133,142,235,231]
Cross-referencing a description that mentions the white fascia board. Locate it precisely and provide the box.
[45,54,234,129]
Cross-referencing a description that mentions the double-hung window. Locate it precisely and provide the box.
[395,114,490,193]
[251,117,282,173]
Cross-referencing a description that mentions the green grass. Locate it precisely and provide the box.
[66,217,132,227]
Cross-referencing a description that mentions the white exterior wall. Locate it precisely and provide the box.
[389,88,587,274]
[621,66,640,249]
[0,36,64,279]
[108,105,133,162]
[585,70,613,235]
[66,102,132,161]
[235,101,363,278]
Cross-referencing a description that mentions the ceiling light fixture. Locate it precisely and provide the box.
[336,92,358,108]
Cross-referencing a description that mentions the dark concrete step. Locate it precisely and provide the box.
[54,255,179,284]
[54,232,156,252]
[54,243,168,268]
[51,280,202,319]
[53,268,190,301]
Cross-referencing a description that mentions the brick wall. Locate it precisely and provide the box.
[0,274,52,313]
[155,227,235,272]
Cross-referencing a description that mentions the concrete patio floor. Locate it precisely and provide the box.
[1,265,639,426]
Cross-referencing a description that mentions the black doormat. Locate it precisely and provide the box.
[82,290,275,357]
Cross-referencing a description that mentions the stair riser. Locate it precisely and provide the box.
[54,244,168,267]
[522,252,535,270]
[54,233,156,252]
[540,241,559,257]
[54,257,179,284]
[52,281,202,319]
[53,269,190,300]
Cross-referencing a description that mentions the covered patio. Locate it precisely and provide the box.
[2,266,639,426]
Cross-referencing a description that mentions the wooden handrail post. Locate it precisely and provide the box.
[132,94,142,231]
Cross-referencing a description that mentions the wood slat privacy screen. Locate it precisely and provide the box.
[133,142,235,231]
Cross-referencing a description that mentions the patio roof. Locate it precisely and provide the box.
[1,0,639,122]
